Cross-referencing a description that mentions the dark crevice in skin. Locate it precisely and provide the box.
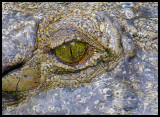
[2,91,27,109]
[2,51,36,77]
[2,63,24,107]
[2,92,19,102]
[2,62,24,77]
[16,77,20,92]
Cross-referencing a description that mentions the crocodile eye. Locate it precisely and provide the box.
[38,11,123,73]
[55,41,90,65]
[43,27,109,72]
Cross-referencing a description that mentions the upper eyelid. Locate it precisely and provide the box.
[39,12,123,61]
[40,11,122,55]
[45,26,106,52]
[40,13,107,52]
[48,28,83,48]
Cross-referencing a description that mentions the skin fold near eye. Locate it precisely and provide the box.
[55,41,90,65]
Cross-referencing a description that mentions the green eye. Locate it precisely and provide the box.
[55,41,90,65]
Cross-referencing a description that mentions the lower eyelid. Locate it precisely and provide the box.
[48,48,105,72]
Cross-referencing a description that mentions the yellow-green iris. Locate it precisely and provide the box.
[55,41,88,65]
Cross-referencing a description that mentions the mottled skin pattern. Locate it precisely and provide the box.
[2,2,158,115]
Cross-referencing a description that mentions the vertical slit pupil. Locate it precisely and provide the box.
[55,41,89,65]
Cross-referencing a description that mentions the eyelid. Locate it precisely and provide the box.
[45,25,106,52]
[47,50,105,72]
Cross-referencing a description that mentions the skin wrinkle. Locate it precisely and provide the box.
[2,2,158,115]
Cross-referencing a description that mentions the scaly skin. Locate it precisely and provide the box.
[2,2,158,115]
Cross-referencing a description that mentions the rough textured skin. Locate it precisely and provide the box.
[2,2,158,115]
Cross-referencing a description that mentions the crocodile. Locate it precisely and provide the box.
[2,2,158,115]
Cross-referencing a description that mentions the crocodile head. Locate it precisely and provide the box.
[2,2,158,115]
